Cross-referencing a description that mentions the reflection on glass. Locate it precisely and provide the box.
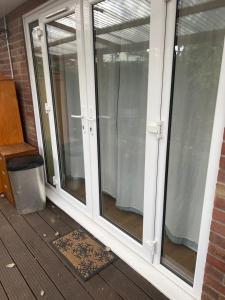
[29,20,55,185]
[93,0,151,242]
[162,1,225,284]
[46,13,86,204]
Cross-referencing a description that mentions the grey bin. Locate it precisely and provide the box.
[7,155,46,215]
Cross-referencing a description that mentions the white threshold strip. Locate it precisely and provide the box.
[47,187,196,300]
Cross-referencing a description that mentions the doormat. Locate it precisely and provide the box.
[51,229,117,281]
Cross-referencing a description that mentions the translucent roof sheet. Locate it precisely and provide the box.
[33,1,225,55]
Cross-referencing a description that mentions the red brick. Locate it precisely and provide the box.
[202,285,219,300]
[205,276,225,297]
[218,170,225,184]
[221,143,225,156]
[220,157,225,170]
[211,221,225,237]
[205,263,224,282]
[208,243,225,262]
[214,234,225,249]
[207,254,225,273]
[214,197,225,211]
[213,208,225,223]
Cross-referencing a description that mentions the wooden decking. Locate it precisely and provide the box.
[0,197,167,300]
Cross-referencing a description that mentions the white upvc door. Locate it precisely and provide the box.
[83,0,168,262]
[38,0,93,217]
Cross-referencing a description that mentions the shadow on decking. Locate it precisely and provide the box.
[0,198,167,300]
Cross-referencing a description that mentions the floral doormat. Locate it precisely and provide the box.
[51,229,117,281]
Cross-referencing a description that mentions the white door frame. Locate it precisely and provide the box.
[23,0,225,299]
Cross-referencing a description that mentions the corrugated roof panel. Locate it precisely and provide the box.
[32,1,225,55]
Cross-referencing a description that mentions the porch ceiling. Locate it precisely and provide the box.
[0,0,26,18]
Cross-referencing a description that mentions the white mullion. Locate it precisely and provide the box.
[75,0,93,216]
[153,0,177,266]
[83,0,101,220]
[142,0,168,261]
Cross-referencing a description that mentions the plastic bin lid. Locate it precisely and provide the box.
[7,155,44,171]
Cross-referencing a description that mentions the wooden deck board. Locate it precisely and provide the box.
[0,198,167,300]
[25,212,56,242]
[0,208,64,300]
[114,260,167,300]
[38,207,72,236]
[47,201,82,229]
[0,238,35,300]
[0,281,8,300]
[100,264,151,300]
[0,200,92,300]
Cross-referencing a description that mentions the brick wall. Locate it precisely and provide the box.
[202,130,225,300]
[0,0,48,146]
[0,17,12,78]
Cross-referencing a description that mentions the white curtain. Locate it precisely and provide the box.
[97,56,148,215]
[165,41,223,250]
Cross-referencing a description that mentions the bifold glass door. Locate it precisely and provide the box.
[161,0,225,285]
[45,12,87,204]
[92,0,151,242]
[32,2,93,212]
[31,0,160,257]
[29,20,55,186]
[27,0,225,292]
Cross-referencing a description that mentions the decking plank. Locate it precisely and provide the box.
[0,238,34,300]
[114,260,168,300]
[0,209,64,300]
[25,212,56,242]
[0,209,65,299]
[0,282,8,300]
[38,207,71,235]
[0,199,92,300]
[47,201,82,229]
[83,275,123,300]
[100,264,151,300]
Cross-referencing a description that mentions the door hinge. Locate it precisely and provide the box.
[33,26,43,40]
[52,176,58,186]
[145,240,158,256]
[147,121,163,139]
[45,103,52,114]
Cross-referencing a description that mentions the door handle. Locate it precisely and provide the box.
[87,116,96,121]
[71,114,84,119]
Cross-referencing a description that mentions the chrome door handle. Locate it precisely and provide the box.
[71,114,83,119]
[87,116,96,121]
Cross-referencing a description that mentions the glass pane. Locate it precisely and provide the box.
[46,13,86,204]
[161,1,225,284]
[93,0,151,242]
[29,20,55,185]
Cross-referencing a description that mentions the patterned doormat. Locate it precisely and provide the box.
[51,229,117,281]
